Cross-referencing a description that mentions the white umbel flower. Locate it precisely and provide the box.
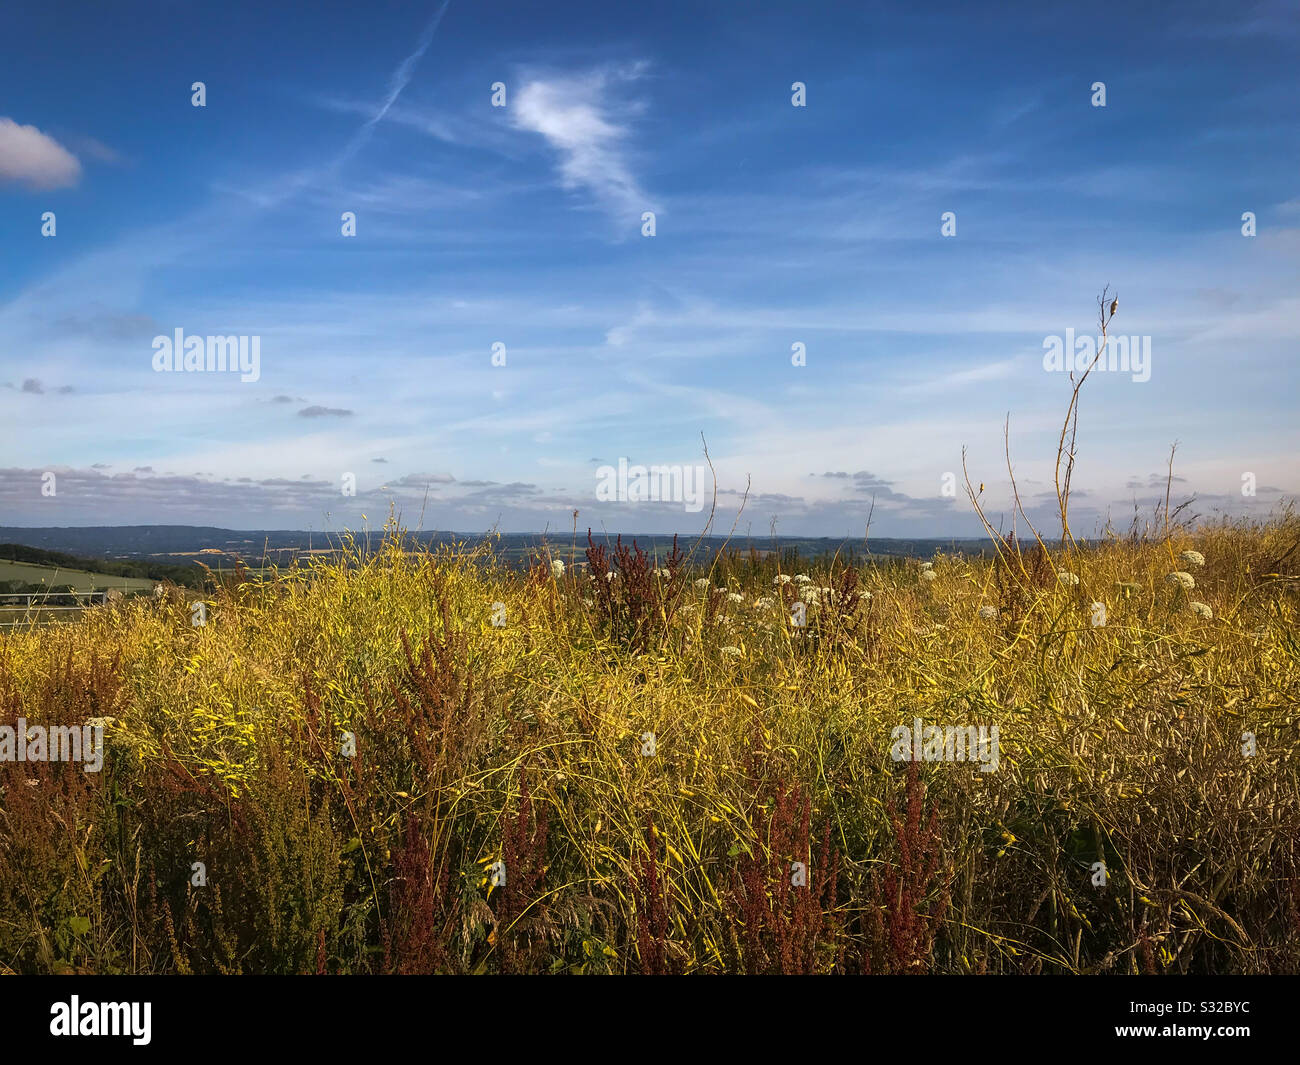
[773,574,792,586]
[1179,550,1206,569]
[551,559,565,580]
[794,574,813,585]
[1166,571,1195,590]
[1056,571,1079,586]
[1191,601,1213,619]
[727,592,744,604]
[920,570,937,582]
[978,605,998,620]
[721,646,743,657]
[755,597,775,609]
[695,578,710,590]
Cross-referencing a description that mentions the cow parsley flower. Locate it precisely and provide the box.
[1166,571,1195,590]
[1179,550,1206,569]
[551,559,565,580]
[721,646,743,658]
[727,592,744,605]
[920,570,937,582]
[1056,571,1079,587]
[773,574,792,586]
[978,605,998,620]
[1191,601,1213,619]
[694,577,710,590]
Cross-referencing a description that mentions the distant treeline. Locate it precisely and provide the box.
[0,543,206,589]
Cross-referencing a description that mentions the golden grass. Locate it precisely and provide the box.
[1,510,1297,973]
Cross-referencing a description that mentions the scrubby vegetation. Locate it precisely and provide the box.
[1,504,1297,974]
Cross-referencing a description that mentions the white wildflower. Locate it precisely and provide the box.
[773,574,792,586]
[727,592,744,605]
[551,559,565,580]
[1191,601,1213,619]
[1056,571,1079,586]
[755,597,775,609]
[793,574,813,585]
[978,605,998,620]
[721,645,744,658]
[695,577,710,590]
[1179,550,1206,569]
[920,570,937,582]
[1166,571,1195,590]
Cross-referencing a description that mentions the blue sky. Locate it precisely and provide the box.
[1,0,1297,538]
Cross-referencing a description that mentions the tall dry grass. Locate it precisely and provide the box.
[1,501,1297,973]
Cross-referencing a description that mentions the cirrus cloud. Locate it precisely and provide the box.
[510,62,656,225]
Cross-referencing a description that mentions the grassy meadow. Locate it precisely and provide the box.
[0,559,157,594]
[0,510,1297,974]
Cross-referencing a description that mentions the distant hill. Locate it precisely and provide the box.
[0,525,997,568]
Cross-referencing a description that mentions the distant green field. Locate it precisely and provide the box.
[0,559,156,593]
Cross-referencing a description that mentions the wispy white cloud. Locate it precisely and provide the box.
[333,0,453,170]
[510,62,657,224]
[0,117,81,189]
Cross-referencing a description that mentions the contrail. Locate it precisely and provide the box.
[332,0,452,171]
[367,0,452,132]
